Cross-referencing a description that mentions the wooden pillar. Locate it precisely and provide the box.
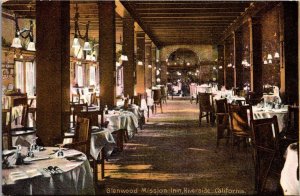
[136,32,145,94]
[249,17,263,96]
[123,16,135,97]
[98,1,116,109]
[151,44,157,87]
[223,41,227,87]
[145,40,152,89]
[217,45,224,87]
[234,31,243,90]
[281,2,298,104]
[36,1,70,146]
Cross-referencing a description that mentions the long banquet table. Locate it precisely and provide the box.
[2,147,94,195]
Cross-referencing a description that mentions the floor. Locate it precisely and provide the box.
[96,97,256,195]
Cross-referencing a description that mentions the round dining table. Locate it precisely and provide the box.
[2,147,94,195]
[280,143,299,195]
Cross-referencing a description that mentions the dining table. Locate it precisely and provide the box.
[252,105,288,133]
[90,128,116,159]
[280,142,299,195]
[2,147,94,195]
[105,110,139,139]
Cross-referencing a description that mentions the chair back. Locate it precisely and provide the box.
[71,94,80,104]
[198,93,213,112]
[74,117,90,154]
[131,94,142,106]
[90,93,98,106]
[160,86,167,97]
[12,96,28,107]
[288,106,299,133]
[71,103,88,113]
[215,98,228,113]
[251,116,280,152]
[153,89,161,102]
[228,103,252,133]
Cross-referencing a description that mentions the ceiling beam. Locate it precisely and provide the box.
[121,0,161,48]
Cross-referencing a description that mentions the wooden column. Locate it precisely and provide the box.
[217,45,224,87]
[36,1,70,146]
[223,41,227,87]
[123,16,135,97]
[280,2,298,104]
[234,31,243,90]
[249,17,263,96]
[145,40,152,89]
[136,32,145,94]
[98,1,116,109]
[151,43,156,87]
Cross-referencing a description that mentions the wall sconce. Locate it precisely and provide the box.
[120,55,128,61]
[72,4,91,51]
[219,66,223,70]
[148,64,152,68]
[137,61,143,66]
[11,15,36,51]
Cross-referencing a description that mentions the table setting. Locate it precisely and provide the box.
[105,109,139,139]
[2,143,94,195]
[252,101,288,133]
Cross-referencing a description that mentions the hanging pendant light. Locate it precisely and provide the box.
[11,36,22,48]
[274,52,279,58]
[267,54,273,60]
[121,54,128,61]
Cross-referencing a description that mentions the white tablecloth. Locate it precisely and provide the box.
[252,106,288,133]
[90,129,115,159]
[106,111,138,138]
[189,85,197,98]
[280,143,299,195]
[2,147,94,195]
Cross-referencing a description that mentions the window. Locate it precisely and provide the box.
[89,65,96,86]
[25,62,36,96]
[77,65,83,86]
[15,61,24,92]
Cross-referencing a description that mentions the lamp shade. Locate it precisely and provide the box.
[137,61,143,66]
[227,63,232,67]
[11,37,22,48]
[121,55,128,61]
[268,59,272,64]
[219,66,223,69]
[83,41,91,51]
[27,41,36,51]
[264,60,268,64]
[72,38,81,48]
[274,52,280,58]
[148,64,152,68]
[267,54,273,60]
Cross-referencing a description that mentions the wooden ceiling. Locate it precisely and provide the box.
[2,1,252,46]
[121,1,252,47]
[1,0,123,41]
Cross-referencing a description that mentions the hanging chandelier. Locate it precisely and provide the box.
[11,15,36,51]
[72,4,91,51]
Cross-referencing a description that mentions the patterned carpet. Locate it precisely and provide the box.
[96,98,256,195]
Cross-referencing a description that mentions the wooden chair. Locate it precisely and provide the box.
[3,105,35,149]
[215,98,230,148]
[70,103,89,129]
[198,93,214,126]
[131,94,145,129]
[153,89,163,114]
[160,86,167,104]
[76,113,106,181]
[251,116,284,194]
[228,103,253,158]
[63,117,102,183]
[246,91,263,105]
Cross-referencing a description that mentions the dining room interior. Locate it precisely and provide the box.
[1,0,299,195]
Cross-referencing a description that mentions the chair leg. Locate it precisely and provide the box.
[160,102,163,113]
[93,158,98,183]
[206,112,209,123]
[100,148,105,179]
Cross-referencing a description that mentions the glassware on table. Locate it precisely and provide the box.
[56,145,64,158]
